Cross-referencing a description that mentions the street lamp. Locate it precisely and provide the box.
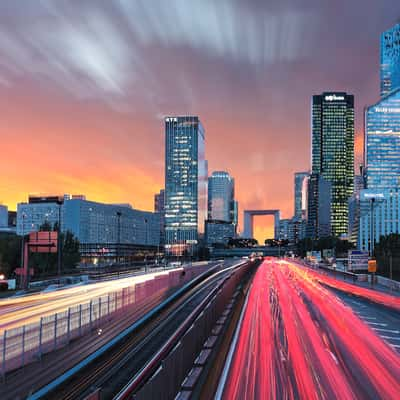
[56,198,64,281]
[370,197,375,256]
[116,211,122,264]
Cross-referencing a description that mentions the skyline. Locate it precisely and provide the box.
[0,1,399,241]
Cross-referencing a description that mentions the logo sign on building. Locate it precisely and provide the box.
[325,94,345,101]
[348,250,369,271]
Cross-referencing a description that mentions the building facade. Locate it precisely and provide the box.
[154,189,165,245]
[205,220,236,246]
[312,92,354,236]
[306,174,332,239]
[208,171,237,226]
[17,196,159,246]
[164,116,208,252]
[365,89,400,190]
[17,199,64,235]
[380,22,400,97]
[294,172,309,219]
[348,175,365,245]
[0,205,8,228]
[358,189,400,252]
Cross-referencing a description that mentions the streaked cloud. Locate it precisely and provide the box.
[0,0,314,108]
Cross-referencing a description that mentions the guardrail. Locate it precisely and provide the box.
[0,264,212,377]
[27,263,225,400]
[116,260,255,400]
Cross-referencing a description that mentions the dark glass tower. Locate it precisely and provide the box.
[207,171,236,224]
[312,92,354,237]
[164,116,208,252]
[380,22,400,97]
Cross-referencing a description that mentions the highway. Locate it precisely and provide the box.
[219,259,400,400]
[0,267,185,332]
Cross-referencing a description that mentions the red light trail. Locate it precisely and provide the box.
[223,259,400,400]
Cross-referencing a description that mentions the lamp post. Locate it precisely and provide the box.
[144,218,148,273]
[20,212,26,289]
[116,211,122,264]
[370,197,375,257]
[369,197,376,287]
[56,198,64,282]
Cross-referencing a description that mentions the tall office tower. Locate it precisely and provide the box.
[312,92,354,237]
[306,174,332,239]
[208,171,236,224]
[380,22,400,97]
[365,90,400,190]
[154,189,165,245]
[294,172,309,219]
[164,116,208,252]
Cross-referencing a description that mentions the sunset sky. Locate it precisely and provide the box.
[0,0,398,242]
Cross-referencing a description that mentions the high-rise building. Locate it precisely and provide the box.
[306,174,332,239]
[0,205,8,228]
[380,22,400,97]
[154,189,165,245]
[208,171,236,224]
[294,172,309,219]
[365,89,400,190]
[312,92,354,236]
[164,116,208,252]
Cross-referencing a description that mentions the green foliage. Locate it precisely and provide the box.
[297,236,354,257]
[0,233,22,277]
[29,222,81,277]
[374,233,400,280]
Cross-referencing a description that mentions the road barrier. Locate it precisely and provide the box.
[117,261,254,400]
[0,264,210,377]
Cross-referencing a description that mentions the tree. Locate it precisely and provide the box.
[375,233,400,280]
[0,233,22,278]
[29,223,81,277]
[296,236,354,258]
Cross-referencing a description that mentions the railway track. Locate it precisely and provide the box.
[27,261,248,400]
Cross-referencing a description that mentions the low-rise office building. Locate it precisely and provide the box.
[358,188,400,252]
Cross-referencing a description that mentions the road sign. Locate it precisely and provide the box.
[368,259,377,273]
[29,231,58,253]
[348,250,369,271]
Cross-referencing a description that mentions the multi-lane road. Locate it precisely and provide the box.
[220,259,400,400]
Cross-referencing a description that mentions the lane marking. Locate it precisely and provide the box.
[381,335,400,340]
[373,328,400,334]
[367,322,388,327]
[358,316,376,320]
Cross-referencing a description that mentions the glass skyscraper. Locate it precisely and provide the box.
[164,116,208,252]
[306,174,332,239]
[365,89,400,190]
[208,171,236,224]
[312,92,354,237]
[294,171,309,219]
[380,22,400,97]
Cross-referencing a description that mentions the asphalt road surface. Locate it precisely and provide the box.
[221,259,400,400]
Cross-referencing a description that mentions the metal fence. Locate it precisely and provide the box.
[0,265,210,376]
